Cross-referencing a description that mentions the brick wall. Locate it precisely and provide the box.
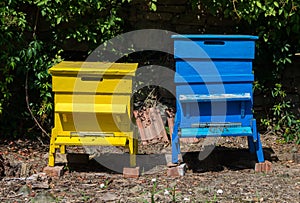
[121,0,238,34]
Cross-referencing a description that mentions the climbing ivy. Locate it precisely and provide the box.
[0,0,131,137]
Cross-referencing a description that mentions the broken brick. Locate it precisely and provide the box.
[134,108,169,145]
[167,164,186,177]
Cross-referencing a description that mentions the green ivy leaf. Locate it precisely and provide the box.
[150,3,157,11]
[57,16,62,24]
[256,1,262,9]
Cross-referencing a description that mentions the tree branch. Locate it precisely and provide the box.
[33,8,39,38]
[25,72,50,138]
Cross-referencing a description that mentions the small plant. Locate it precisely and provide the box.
[150,178,158,203]
[63,164,70,172]
[205,193,218,203]
[141,178,178,203]
[255,191,262,202]
[80,192,90,202]
[100,179,112,189]
[55,196,63,203]
[171,185,177,202]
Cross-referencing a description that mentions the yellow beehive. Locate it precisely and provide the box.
[48,61,138,167]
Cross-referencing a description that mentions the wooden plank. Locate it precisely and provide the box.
[55,103,127,114]
[54,136,127,146]
[49,61,138,75]
[181,126,252,137]
[179,93,251,102]
[174,74,254,83]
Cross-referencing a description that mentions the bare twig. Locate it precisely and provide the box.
[232,0,241,19]
[33,7,39,38]
[36,135,47,146]
[138,87,157,111]
[25,72,50,138]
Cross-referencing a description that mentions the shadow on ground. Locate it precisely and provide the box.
[183,146,278,173]
[66,147,278,174]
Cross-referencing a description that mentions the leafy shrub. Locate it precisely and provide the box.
[0,0,131,137]
[190,0,300,143]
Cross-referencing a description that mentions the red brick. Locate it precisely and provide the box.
[123,167,140,178]
[255,163,261,172]
[167,167,180,177]
[43,166,64,177]
[255,161,272,173]
[167,164,186,177]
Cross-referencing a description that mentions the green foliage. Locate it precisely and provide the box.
[190,0,300,143]
[0,1,25,115]
[35,0,126,46]
[0,0,130,137]
[1,0,300,144]
[193,0,300,71]
[149,0,157,11]
[261,84,300,144]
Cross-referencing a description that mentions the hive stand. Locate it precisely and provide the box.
[171,35,265,165]
[48,62,138,167]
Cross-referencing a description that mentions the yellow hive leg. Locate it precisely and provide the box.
[48,147,55,166]
[128,133,137,167]
[60,145,66,154]
[48,138,56,167]
[48,128,58,167]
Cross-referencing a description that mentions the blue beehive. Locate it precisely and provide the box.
[171,35,264,164]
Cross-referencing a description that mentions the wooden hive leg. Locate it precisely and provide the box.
[48,130,57,167]
[171,115,181,164]
[251,119,265,163]
[60,145,66,154]
[255,133,265,163]
[247,136,255,154]
[128,132,137,167]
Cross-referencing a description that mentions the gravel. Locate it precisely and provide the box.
[0,135,299,202]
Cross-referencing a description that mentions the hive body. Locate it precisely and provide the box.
[48,61,138,167]
[171,35,265,164]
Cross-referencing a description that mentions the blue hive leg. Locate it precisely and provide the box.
[255,133,265,163]
[171,115,180,164]
[172,102,182,164]
[247,136,255,154]
[251,119,265,163]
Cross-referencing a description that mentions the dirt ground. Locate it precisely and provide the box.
[0,134,299,203]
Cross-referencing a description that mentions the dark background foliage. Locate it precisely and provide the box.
[0,0,299,143]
